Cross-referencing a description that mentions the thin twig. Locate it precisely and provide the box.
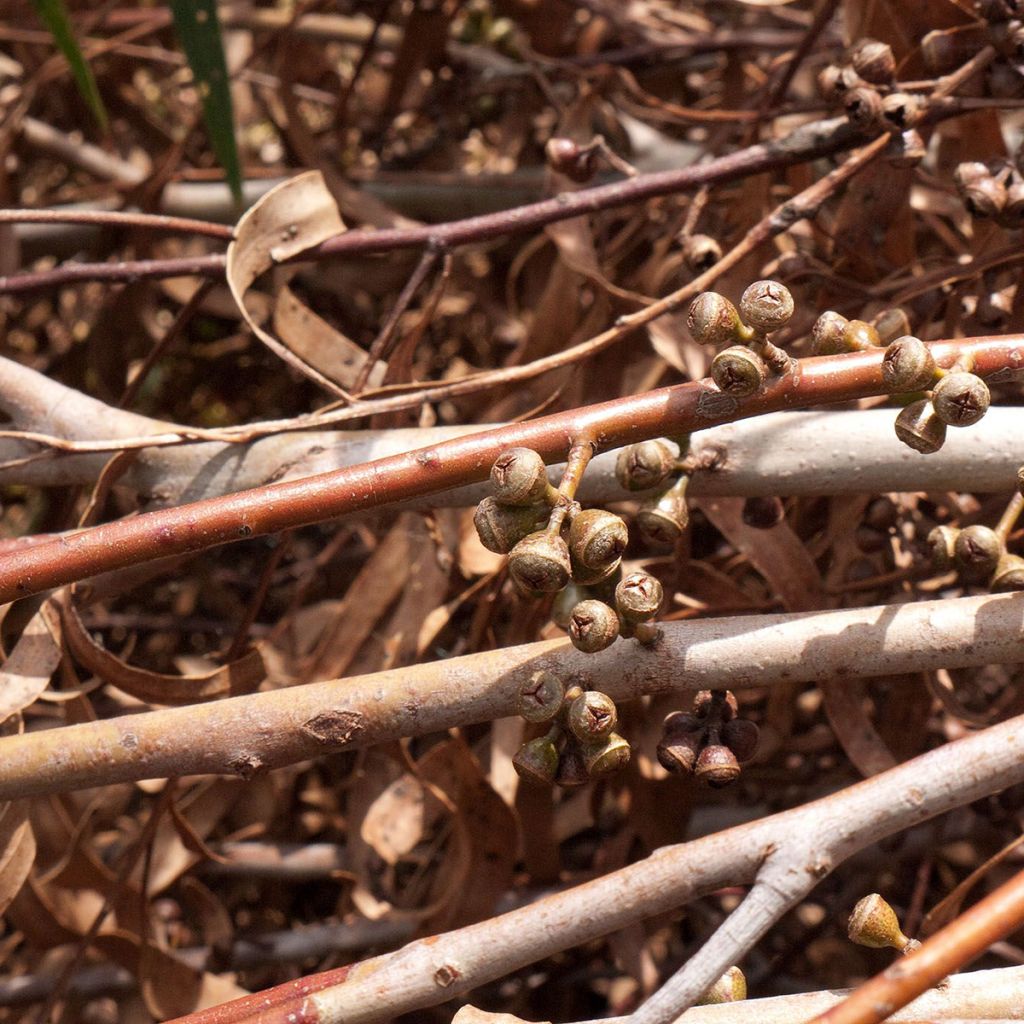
[1,334,1021,604]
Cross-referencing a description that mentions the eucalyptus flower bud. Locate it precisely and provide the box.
[932,371,991,427]
[697,966,748,1005]
[739,279,794,333]
[615,439,675,492]
[513,736,559,786]
[516,671,565,723]
[657,712,703,774]
[637,485,690,546]
[872,307,911,345]
[567,599,621,653]
[894,399,947,454]
[490,447,551,506]
[582,732,631,777]
[721,718,760,762]
[992,552,1024,590]
[545,137,595,183]
[695,743,741,787]
[687,292,743,346]
[842,319,882,352]
[955,162,1007,217]
[811,310,850,355]
[927,524,960,572]
[817,63,864,101]
[711,346,767,396]
[682,233,722,273]
[474,497,547,553]
[848,894,915,951]
[881,336,936,392]
[568,509,628,570]
[615,571,663,623]
[954,524,1003,579]
[844,86,885,131]
[508,531,572,593]
[850,38,896,84]
[567,690,618,743]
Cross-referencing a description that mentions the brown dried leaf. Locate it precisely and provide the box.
[0,802,35,916]
[274,284,386,389]
[226,171,350,395]
[0,602,62,724]
[61,595,264,705]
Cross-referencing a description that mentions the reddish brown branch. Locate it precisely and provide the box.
[0,116,860,294]
[1,337,1022,604]
[810,868,1024,1024]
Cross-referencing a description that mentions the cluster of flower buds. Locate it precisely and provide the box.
[656,690,759,787]
[513,675,630,787]
[476,445,672,652]
[687,279,795,397]
[879,336,991,454]
[927,521,1024,591]
[953,158,1024,229]
[817,38,925,166]
[809,306,910,355]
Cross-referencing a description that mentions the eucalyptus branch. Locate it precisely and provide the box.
[1,592,1022,803]
[2,354,1022,502]
[169,710,1024,1024]
[2,337,1022,605]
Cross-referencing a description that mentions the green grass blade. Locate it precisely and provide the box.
[31,0,107,130]
[170,0,242,205]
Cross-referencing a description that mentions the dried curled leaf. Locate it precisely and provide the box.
[0,602,62,723]
[226,171,350,395]
[60,595,264,705]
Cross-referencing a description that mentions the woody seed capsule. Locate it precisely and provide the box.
[695,743,741,787]
[848,893,913,951]
[698,966,748,1005]
[513,736,559,786]
[811,310,850,355]
[615,571,664,623]
[490,447,551,506]
[842,319,881,351]
[474,497,547,554]
[931,371,990,427]
[711,346,767,396]
[850,38,896,84]
[516,671,565,723]
[508,531,572,593]
[687,292,743,347]
[582,732,631,777]
[844,86,884,132]
[992,553,1024,591]
[567,690,618,743]
[682,233,722,273]
[894,399,947,454]
[637,491,689,546]
[881,336,936,392]
[739,279,794,333]
[927,524,960,572]
[872,307,911,344]
[567,599,621,653]
[615,439,675,491]
[569,509,628,570]
[954,524,1003,579]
